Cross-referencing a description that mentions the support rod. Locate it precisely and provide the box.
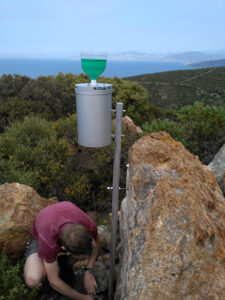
[108,102,123,300]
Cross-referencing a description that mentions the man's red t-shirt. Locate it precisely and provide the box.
[31,201,98,263]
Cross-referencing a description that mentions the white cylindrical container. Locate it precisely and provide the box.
[75,83,112,147]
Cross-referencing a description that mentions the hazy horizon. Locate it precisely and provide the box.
[0,49,225,61]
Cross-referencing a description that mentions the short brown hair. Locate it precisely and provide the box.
[61,223,93,255]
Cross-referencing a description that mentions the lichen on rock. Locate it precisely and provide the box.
[0,183,57,258]
[116,132,225,300]
[208,143,225,195]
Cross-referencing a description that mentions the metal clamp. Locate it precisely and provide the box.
[107,187,128,190]
[111,134,125,138]
[111,109,126,113]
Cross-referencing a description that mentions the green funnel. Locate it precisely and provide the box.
[81,52,107,85]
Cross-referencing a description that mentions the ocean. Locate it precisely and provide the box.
[0,59,190,78]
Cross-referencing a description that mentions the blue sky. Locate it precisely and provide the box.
[0,0,225,59]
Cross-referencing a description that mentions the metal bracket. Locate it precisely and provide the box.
[111,134,125,138]
[111,109,126,113]
[107,186,128,190]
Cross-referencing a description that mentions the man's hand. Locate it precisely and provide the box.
[83,296,94,300]
[44,260,94,300]
[84,234,100,296]
[84,271,97,295]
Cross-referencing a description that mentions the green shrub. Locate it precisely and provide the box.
[0,74,30,100]
[52,114,77,143]
[177,102,225,136]
[143,102,225,164]
[0,116,70,196]
[176,102,225,163]
[0,98,48,132]
[143,119,187,147]
[0,249,39,300]
[0,159,39,188]
[97,76,151,125]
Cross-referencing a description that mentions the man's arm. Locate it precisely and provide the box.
[87,234,100,268]
[44,260,93,300]
[84,234,101,295]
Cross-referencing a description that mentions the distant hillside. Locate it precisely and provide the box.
[125,67,225,109]
[162,52,224,64]
[187,59,225,68]
[108,50,225,64]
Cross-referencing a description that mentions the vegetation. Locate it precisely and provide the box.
[0,249,40,300]
[0,73,157,130]
[143,102,225,163]
[0,70,224,207]
[0,116,70,196]
[126,67,225,109]
[0,114,135,212]
[0,68,224,299]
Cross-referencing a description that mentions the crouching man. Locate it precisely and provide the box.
[24,201,100,300]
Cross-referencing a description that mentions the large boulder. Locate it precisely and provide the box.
[208,143,225,194]
[115,132,225,299]
[0,183,57,258]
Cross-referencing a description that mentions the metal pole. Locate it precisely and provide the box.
[108,102,123,300]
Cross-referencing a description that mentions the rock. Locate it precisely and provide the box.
[73,258,109,295]
[56,226,111,300]
[0,183,58,258]
[98,225,108,233]
[57,253,110,299]
[99,228,111,252]
[208,143,225,194]
[115,132,225,300]
[122,116,142,138]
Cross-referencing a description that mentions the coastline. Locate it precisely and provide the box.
[0,58,190,79]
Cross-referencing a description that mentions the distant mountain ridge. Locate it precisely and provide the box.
[187,59,225,68]
[161,52,225,64]
[108,50,225,64]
